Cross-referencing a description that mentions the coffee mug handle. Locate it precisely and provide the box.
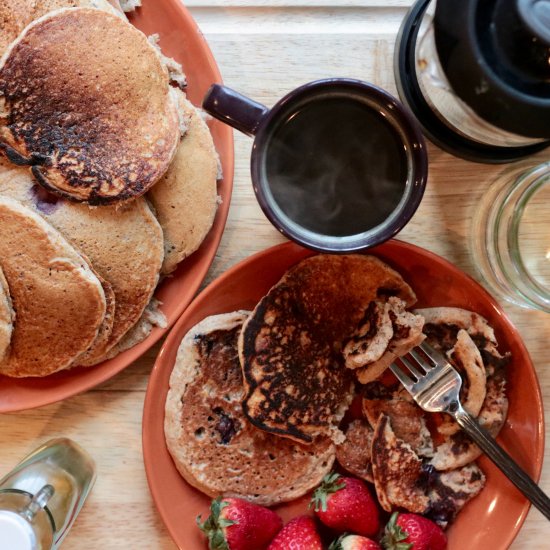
[202,84,269,137]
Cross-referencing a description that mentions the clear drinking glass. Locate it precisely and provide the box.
[472,162,550,312]
[0,439,96,550]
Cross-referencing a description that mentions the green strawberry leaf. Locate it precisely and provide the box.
[196,497,236,550]
[328,533,348,550]
[310,471,346,512]
[381,512,413,550]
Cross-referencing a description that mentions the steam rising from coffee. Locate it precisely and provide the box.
[263,96,408,237]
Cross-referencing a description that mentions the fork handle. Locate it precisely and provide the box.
[453,405,550,520]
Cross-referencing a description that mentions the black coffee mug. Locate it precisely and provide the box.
[203,78,427,252]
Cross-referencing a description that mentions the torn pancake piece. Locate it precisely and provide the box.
[426,463,486,528]
[343,301,393,369]
[430,375,508,471]
[363,386,434,458]
[345,297,425,384]
[0,8,180,204]
[436,329,486,436]
[371,413,430,514]
[335,419,374,483]
[239,254,416,444]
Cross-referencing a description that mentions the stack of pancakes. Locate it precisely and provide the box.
[0,1,220,377]
[165,254,509,526]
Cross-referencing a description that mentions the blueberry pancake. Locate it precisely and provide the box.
[165,311,335,506]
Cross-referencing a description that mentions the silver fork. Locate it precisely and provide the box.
[390,341,550,520]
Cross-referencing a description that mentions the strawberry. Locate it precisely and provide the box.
[329,533,382,550]
[311,472,380,536]
[197,496,282,550]
[267,515,323,550]
[381,512,447,550]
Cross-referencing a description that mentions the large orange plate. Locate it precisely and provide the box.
[0,0,233,412]
[143,240,544,550]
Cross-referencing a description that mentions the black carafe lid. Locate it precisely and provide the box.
[434,0,550,138]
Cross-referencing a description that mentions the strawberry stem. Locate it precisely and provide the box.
[197,497,235,550]
[381,512,413,550]
[310,471,346,512]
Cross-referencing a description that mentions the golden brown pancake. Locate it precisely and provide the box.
[0,159,164,364]
[353,298,425,384]
[165,312,335,506]
[76,272,116,366]
[371,414,429,514]
[0,0,119,55]
[0,196,106,377]
[335,420,374,483]
[363,388,434,458]
[103,297,166,360]
[0,266,13,363]
[239,254,416,444]
[0,8,180,204]
[148,90,218,275]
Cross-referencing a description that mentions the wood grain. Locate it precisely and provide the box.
[0,1,548,549]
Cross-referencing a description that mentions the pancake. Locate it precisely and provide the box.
[0,0,119,55]
[0,159,164,364]
[353,298,425,384]
[427,464,486,528]
[148,90,218,275]
[0,8,180,204]
[429,375,508,471]
[435,329,486,437]
[416,307,509,470]
[362,386,434,458]
[0,196,106,377]
[0,266,13,362]
[76,272,115,366]
[239,254,416,444]
[103,297,167,360]
[371,414,430,514]
[335,420,374,483]
[165,312,335,506]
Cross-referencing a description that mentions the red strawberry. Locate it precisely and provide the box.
[311,472,380,536]
[381,512,447,550]
[267,516,322,550]
[197,497,282,550]
[329,533,382,550]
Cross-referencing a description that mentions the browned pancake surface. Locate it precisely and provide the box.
[0,8,179,204]
[240,254,416,444]
[0,196,105,376]
[0,0,118,54]
[165,312,335,506]
[0,160,164,364]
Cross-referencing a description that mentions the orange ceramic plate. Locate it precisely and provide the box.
[143,240,544,550]
[0,0,233,412]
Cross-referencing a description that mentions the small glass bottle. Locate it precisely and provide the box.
[0,438,96,550]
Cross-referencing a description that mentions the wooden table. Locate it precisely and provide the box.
[1,1,549,548]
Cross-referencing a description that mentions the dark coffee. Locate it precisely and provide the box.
[263,96,408,237]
